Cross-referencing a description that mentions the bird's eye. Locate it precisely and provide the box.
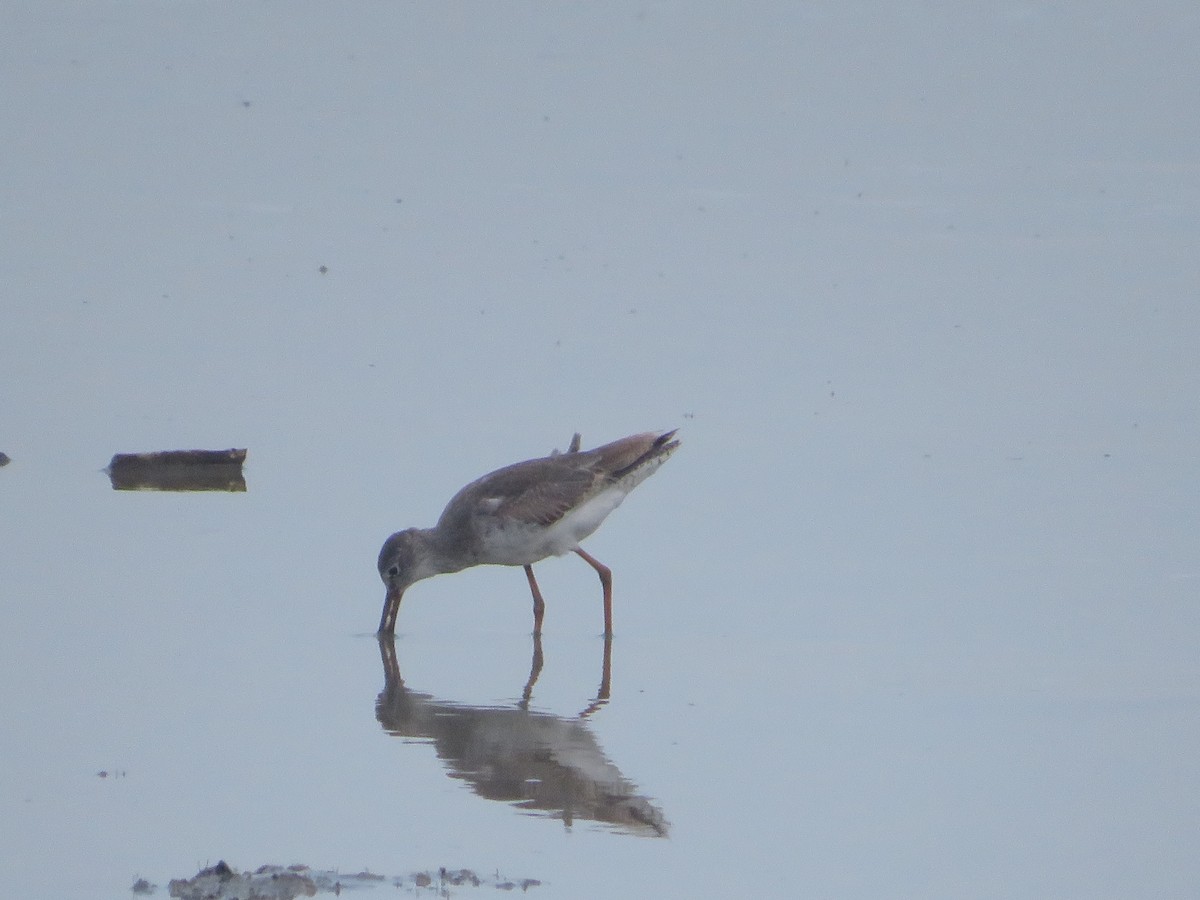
[387,565,400,578]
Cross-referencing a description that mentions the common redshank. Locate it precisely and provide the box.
[376,430,679,637]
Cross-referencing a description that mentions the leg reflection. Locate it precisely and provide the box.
[579,634,612,719]
[519,632,545,710]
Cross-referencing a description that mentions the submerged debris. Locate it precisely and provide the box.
[107,448,247,492]
[165,862,540,898]
[168,862,314,900]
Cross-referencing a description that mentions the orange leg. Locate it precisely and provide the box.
[574,548,613,637]
[524,564,546,636]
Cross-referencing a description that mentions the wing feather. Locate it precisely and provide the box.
[488,461,598,527]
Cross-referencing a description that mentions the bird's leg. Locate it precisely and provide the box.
[524,564,546,636]
[574,548,613,637]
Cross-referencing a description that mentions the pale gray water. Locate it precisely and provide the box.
[2,3,1198,897]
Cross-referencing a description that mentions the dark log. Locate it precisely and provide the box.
[107,448,247,492]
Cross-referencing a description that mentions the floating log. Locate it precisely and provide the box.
[107,448,247,492]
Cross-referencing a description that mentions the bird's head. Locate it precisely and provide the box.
[378,530,423,637]
[376,528,443,635]
[378,528,427,595]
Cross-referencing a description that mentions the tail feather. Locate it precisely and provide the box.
[550,432,582,457]
[607,429,680,480]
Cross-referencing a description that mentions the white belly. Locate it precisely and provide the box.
[477,485,628,565]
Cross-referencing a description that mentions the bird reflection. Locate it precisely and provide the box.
[375,635,667,837]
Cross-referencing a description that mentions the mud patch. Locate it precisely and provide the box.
[161,861,541,898]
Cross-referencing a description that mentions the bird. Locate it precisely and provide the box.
[376,430,680,637]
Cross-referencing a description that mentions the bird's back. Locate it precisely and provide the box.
[434,431,679,559]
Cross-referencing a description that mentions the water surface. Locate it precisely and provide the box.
[2,3,1198,897]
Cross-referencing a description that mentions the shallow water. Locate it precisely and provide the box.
[2,3,1199,898]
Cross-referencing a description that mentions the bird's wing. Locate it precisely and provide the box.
[477,458,599,528]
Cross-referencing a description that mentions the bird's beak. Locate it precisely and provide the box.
[378,585,404,637]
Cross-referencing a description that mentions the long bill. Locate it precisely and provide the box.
[378,586,404,637]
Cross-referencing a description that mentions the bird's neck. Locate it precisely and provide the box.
[417,525,473,578]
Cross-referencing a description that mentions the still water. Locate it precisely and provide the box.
[3,2,1199,898]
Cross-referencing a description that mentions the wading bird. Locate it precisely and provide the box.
[376,430,679,637]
